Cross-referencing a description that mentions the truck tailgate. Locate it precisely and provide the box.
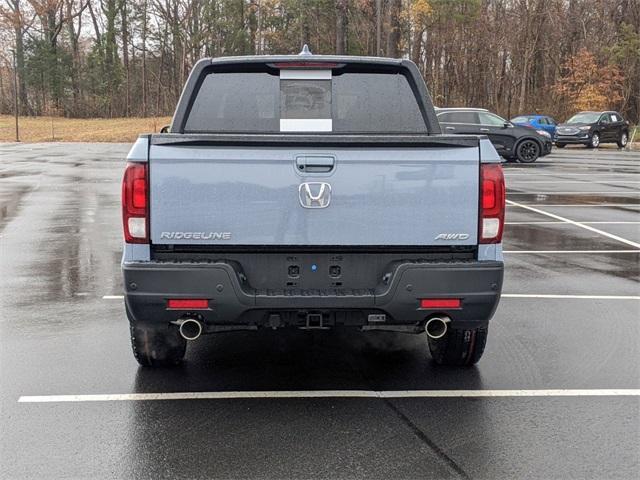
[149,145,479,246]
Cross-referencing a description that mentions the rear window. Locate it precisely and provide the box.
[183,70,427,134]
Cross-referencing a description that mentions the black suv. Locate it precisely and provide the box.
[555,111,630,148]
[436,108,553,163]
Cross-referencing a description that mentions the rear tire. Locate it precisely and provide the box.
[428,326,488,366]
[516,139,540,163]
[617,131,628,148]
[127,306,187,367]
[130,323,186,367]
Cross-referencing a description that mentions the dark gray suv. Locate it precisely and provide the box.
[436,108,553,163]
[555,111,630,149]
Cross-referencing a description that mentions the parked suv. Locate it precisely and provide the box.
[556,111,630,148]
[436,108,553,163]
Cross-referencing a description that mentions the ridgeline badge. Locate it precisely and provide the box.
[160,232,231,240]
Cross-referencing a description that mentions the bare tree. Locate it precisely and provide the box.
[0,0,637,122]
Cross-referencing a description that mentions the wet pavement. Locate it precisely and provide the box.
[0,144,639,479]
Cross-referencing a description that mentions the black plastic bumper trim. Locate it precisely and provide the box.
[123,260,503,329]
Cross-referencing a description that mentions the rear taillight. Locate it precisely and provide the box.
[479,163,505,244]
[122,162,148,243]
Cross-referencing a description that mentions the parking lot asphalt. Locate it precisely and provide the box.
[0,143,638,479]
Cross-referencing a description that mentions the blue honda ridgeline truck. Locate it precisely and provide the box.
[121,52,505,367]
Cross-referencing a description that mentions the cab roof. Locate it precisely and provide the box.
[202,45,403,67]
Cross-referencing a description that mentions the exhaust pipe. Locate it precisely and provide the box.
[177,318,203,341]
[425,316,450,340]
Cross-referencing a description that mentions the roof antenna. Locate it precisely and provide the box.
[299,44,312,56]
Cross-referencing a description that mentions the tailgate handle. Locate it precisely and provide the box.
[296,156,335,173]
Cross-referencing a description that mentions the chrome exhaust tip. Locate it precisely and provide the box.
[425,316,450,340]
[177,318,203,341]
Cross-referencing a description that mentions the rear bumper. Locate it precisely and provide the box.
[123,260,504,332]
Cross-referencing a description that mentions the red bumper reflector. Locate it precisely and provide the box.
[167,299,210,310]
[420,298,461,309]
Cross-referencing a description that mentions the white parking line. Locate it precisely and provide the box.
[509,175,640,182]
[502,250,640,253]
[508,164,640,168]
[504,174,640,178]
[513,173,640,176]
[507,167,640,171]
[17,389,640,403]
[506,221,640,225]
[102,285,640,301]
[507,192,640,195]
[506,200,640,249]
[507,204,640,207]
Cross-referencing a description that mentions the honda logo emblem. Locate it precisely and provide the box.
[299,182,332,209]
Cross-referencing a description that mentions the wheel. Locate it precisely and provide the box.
[516,139,540,163]
[130,322,187,366]
[587,132,600,148]
[428,326,488,366]
[127,305,187,366]
[617,131,628,148]
[555,143,566,148]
